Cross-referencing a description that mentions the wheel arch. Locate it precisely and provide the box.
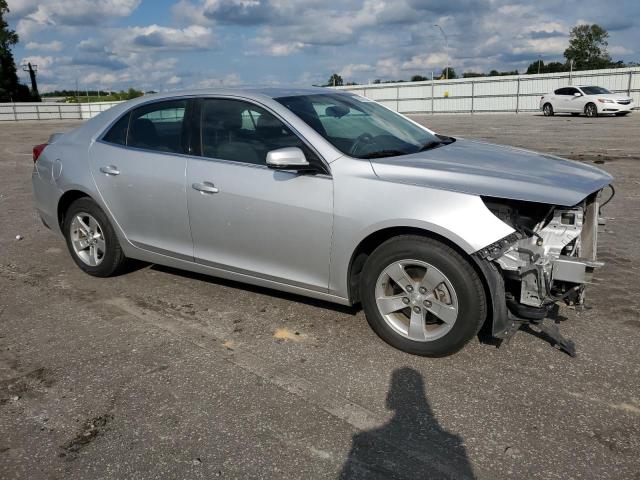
[346,226,498,335]
[584,101,597,114]
[57,189,92,228]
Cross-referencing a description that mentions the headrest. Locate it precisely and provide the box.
[129,118,158,145]
[256,114,284,137]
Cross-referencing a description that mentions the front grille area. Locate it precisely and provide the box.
[617,99,631,105]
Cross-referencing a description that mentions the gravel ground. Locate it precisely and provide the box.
[1,113,639,479]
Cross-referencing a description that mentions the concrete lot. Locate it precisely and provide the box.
[1,113,639,479]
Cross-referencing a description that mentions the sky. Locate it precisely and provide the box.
[5,0,640,93]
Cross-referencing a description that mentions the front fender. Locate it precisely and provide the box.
[328,157,515,298]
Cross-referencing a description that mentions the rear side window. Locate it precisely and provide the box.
[128,100,188,153]
[103,113,130,146]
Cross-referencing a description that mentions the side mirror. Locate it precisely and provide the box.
[574,92,582,97]
[266,147,311,171]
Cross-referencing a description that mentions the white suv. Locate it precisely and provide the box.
[540,86,634,117]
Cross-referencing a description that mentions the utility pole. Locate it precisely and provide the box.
[569,59,574,85]
[434,24,449,80]
[22,63,40,100]
[537,55,542,75]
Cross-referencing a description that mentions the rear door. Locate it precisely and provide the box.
[90,99,195,259]
[553,88,571,112]
[186,97,333,292]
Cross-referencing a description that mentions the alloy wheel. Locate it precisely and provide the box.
[586,104,597,117]
[70,212,106,266]
[374,259,459,342]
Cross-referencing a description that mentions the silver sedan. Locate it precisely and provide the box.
[32,87,612,356]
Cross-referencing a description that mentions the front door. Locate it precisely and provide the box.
[89,99,194,259]
[186,98,333,292]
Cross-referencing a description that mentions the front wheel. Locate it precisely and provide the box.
[360,236,486,357]
[585,103,598,117]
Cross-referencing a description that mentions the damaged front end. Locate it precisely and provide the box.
[475,187,613,356]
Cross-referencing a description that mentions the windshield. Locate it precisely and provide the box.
[275,93,447,159]
[580,86,611,95]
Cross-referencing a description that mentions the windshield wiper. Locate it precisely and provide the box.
[359,149,408,159]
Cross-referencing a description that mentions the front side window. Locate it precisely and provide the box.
[275,93,444,159]
[580,86,611,95]
[127,100,188,153]
[201,99,316,165]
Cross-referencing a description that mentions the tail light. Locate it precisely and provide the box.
[33,143,48,163]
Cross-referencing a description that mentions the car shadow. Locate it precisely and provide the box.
[149,264,359,315]
[338,367,476,479]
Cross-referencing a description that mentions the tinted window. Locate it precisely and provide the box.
[127,100,188,153]
[580,86,611,95]
[555,87,580,96]
[103,112,130,146]
[201,99,316,165]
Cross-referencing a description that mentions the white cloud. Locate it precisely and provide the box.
[402,53,451,71]
[126,24,216,51]
[7,0,141,24]
[339,63,374,78]
[25,40,63,51]
[167,75,182,86]
[194,73,242,88]
[609,45,633,55]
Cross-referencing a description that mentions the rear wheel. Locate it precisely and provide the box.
[543,103,554,116]
[360,235,486,357]
[63,198,127,277]
[585,103,598,117]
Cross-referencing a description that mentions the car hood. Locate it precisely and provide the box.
[591,93,632,101]
[369,138,612,206]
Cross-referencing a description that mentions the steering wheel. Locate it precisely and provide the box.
[349,133,374,156]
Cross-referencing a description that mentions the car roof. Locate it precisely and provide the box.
[135,86,344,102]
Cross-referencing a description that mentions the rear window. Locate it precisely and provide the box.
[102,100,189,154]
[103,113,130,146]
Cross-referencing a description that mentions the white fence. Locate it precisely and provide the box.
[337,67,640,114]
[0,101,122,121]
[2,67,639,120]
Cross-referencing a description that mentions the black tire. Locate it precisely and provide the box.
[615,112,630,116]
[543,103,554,116]
[63,197,127,277]
[571,113,580,116]
[360,235,486,357]
[585,103,598,117]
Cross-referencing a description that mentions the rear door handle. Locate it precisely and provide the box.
[192,182,219,194]
[100,165,120,176]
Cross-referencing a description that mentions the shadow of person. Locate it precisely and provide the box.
[339,367,476,480]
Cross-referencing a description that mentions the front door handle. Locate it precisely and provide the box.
[192,182,219,194]
[100,165,120,176]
